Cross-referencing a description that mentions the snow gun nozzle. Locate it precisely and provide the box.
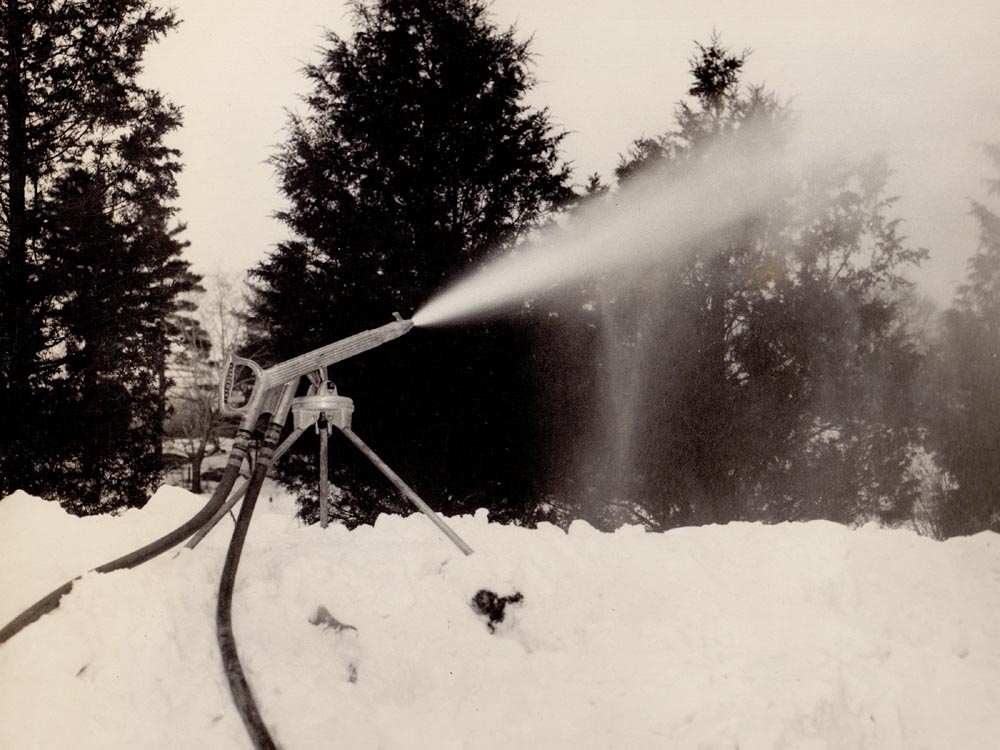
[389,313,416,336]
[220,315,414,421]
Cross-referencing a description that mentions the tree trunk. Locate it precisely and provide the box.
[191,444,205,494]
[2,0,30,490]
[154,323,169,472]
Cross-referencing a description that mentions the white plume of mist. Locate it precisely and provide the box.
[412,122,851,327]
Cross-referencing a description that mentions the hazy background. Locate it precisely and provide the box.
[141,0,1000,305]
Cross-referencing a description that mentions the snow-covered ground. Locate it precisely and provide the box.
[1,485,998,749]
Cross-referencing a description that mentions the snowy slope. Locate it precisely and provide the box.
[1,486,998,749]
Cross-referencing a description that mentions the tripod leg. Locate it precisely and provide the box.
[339,427,473,556]
[319,422,330,529]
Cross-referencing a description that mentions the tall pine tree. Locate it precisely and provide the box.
[547,37,927,530]
[1,1,197,509]
[248,0,572,524]
[930,143,1000,536]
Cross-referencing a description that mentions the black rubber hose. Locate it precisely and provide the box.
[216,420,283,750]
[0,430,253,646]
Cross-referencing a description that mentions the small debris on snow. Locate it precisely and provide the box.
[307,606,360,683]
[309,605,357,633]
[471,589,524,632]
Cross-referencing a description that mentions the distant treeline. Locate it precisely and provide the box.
[2,1,997,538]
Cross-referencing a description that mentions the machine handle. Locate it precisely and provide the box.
[221,354,265,416]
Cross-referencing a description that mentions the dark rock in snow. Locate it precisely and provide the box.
[471,589,524,633]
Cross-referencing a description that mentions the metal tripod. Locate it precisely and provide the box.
[188,371,473,556]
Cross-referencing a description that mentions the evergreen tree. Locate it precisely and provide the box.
[248,0,572,523]
[930,143,1000,536]
[0,1,196,509]
[553,37,927,529]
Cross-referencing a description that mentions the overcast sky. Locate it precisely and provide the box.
[142,0,1000,305]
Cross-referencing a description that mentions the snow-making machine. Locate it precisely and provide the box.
[0,314,473,750]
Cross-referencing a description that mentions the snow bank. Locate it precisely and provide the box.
[0,487,205,624]
[1,488,998,749]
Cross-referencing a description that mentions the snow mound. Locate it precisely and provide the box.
[1,489,998,749]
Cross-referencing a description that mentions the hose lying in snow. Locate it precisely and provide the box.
[0,432,253,646]
[216,393,291,750]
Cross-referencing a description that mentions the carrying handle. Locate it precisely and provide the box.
[221,354,265,416]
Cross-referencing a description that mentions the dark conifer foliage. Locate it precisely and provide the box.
[248,0,573,523]
[545,37,929,530]
[928,143,1000,536]
[1,1,197,510]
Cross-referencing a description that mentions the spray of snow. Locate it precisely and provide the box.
[2,486,998,749]
[412,124,850,327]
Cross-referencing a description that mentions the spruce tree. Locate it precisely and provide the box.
[930,143,1000,535]
[558,37,928,529]
[249,0,572,523]
[1,1,196,509]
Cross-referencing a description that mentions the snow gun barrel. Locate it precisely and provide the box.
[221,315,414,423]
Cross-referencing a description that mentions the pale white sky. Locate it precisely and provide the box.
[142,0,1000,304]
